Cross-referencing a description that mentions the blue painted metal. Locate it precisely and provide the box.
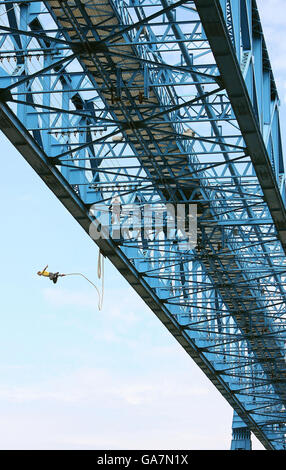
[231,412,252,450]
[0,0,285,449]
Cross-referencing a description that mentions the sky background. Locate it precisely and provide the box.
[0,0,284,450]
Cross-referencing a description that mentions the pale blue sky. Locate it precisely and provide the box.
[0,0,284,450]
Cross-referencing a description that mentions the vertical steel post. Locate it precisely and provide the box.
[231,411,252,450]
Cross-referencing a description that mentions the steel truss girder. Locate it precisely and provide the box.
[0,98,277,450]
[0,0,285,449]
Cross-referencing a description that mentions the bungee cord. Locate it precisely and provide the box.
[37,250,104,310]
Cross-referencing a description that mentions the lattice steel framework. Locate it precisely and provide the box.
[0,0,285,449]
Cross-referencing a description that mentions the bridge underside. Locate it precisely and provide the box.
[0,0,285,449]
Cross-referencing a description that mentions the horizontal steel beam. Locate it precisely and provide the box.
[194,0,286,253]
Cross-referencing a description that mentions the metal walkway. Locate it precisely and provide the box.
[0,0,285,449]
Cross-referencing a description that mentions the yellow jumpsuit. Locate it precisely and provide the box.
[37,267,60,283]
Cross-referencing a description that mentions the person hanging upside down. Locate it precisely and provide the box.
[36,255,103,310]
[37,265,64,284]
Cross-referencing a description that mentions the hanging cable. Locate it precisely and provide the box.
[37,250,104,310]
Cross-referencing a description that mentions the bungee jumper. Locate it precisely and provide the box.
[37,251,104,310]
[37,265,65,284]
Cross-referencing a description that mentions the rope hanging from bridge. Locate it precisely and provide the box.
[37,250,104,310]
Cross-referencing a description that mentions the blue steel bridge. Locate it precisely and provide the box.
[0,0,285,450]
